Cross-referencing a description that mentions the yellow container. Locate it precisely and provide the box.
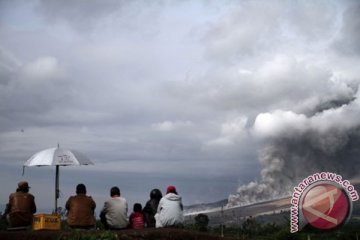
[32,214,61,230]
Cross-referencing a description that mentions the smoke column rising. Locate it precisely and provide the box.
[228,90,360,207]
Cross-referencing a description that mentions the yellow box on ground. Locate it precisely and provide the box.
[32,214,61,230]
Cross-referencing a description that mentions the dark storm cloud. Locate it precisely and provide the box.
[1,0,360,210]
[194,0,360,207]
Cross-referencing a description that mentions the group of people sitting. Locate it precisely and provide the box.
[3,181,184,230]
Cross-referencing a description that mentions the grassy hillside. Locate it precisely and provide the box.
[0,228,236,240]
[1,218,360,240]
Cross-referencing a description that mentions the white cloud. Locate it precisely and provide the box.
[152,120,193,132]
[253,111,308,139]
[205,117,248,147]
[22,56,63,81]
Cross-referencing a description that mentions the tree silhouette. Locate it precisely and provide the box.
[194,213,209,232]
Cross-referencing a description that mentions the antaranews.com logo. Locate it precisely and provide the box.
[290,172,359,233]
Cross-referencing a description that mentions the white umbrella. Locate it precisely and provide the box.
[24,145,94,213]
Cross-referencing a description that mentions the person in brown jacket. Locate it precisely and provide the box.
[4,181,37,227]
[65,183,96,229]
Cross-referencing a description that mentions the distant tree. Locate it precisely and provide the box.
[241,216,261,237]
[273,226,302,240]
[194,213,209,232]
[271,220,302,240]
[261,222,281,235]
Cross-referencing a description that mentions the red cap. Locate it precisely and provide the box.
[167,185,177,194]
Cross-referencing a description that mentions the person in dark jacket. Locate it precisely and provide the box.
[4,181,37,227]
[65,183,96,229]
[142,188,162,227]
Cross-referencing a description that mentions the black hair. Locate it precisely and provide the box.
[133,203,142,212]
[76,183,86,194]
[16,188,29,193]
[110,186,120,197]
[150,188,162,200]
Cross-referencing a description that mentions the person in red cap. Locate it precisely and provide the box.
[3,181,37,228]
[155,185,184,228]
[166,186,177,194]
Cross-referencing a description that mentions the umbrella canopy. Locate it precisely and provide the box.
[24,147,93,167]
[24,146,94,213]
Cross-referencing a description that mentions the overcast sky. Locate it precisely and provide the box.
[1,0,360,213]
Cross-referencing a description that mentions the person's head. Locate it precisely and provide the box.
[166,185,177,195]
[76,183,86,194]
[150,188,162,200]
[17,181,30,193]
[110,186,120,197]
[133,203,142,213]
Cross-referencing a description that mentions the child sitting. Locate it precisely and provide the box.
[129,203,145,229]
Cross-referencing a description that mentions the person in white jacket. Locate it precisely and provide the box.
[155,185,184,228]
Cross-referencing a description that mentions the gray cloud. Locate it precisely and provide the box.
[333,3,360,56]
[35,0,124,32]
[1,0,360,211]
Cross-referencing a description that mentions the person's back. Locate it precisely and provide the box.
[143,188,162,227]
[156,186,183,228]
[100,186,128,229]
[66,183,96,229]
[6,181,36,227]
[129,203,144,229]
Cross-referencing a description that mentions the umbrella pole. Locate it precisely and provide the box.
[55,165,59,213]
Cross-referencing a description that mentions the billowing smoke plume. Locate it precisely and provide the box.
[228,89,360,207]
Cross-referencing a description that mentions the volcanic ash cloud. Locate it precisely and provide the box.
[227,93,360,207]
